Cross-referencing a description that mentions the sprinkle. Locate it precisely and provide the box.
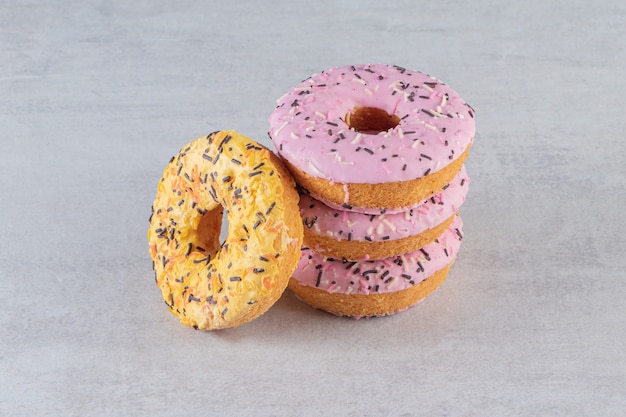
[231,158,241,165]
[307,162,325,176]
[382,219,396,232]
[229,276,242,281]
[218,134,232,150]
[420,153,432,160]
[274,121,288,136]
[350,133,363,144]
[248,171,262,177]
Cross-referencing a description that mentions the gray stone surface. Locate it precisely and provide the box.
[1,0,624,415]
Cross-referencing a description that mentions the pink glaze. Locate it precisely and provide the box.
[300,165,469,243]
[292,216,463,295]
[269,64,475,184]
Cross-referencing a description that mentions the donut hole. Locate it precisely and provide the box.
[345,107,401,134]
[196,206,223,258]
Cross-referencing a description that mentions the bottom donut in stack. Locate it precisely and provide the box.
[289,167,469,318]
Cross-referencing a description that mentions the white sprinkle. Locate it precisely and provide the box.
[385,277,398,290]
[422,83,434,92]
[440,95,448,106]
[424,123,438,131]
[308,161,324,176]
[411,140,421,149]
[376,223,385,235]
[364,88,373,95]
[352,77,366,84]
[383,219,396,232]
[346,221,359,228]
[397,127,404,139]
[315,111,327,120]
[400,255,410,272]
[273,121,288,136]
[350,132,363,144]
[366,226,374,235]
[290,132,300,140]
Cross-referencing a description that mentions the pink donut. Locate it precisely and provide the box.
[288,215,464,317]
[269,63,475,211]
[299,165,469,260]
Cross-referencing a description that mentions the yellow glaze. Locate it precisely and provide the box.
[148,131,303,330]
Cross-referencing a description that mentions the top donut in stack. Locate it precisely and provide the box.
[269,64,475,317]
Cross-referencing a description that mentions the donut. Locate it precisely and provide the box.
[289,215,464,318]
[300,165,469,260]
[269,63,475,213]
[148,130,303,330]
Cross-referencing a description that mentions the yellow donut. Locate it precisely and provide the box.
[148,131,303,330]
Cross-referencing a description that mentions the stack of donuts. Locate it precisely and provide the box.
[269,64,475,318]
